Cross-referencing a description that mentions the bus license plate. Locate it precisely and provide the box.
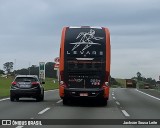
[80,93,88,96]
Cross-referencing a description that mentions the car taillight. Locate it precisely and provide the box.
[32,82,40,85]
[12,81,17,85]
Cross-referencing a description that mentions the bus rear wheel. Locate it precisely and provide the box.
[63,98,68,105]
[100,98,108,106]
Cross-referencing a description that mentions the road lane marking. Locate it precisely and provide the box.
[38,107,50,115]
[113,97,116,99]
[15,126,23,128]
[112,93,114,96]
[121,110,130,117]
[56,100,62,104]
[44,89,58,92]
[115,101,120,105]
[0,98,10,102]
[136,89,160,101]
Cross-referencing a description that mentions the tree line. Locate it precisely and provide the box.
[0,62,57,78]
[110,72,157,86]
[132,72,156,85]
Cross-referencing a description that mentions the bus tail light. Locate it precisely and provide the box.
[105,82,109,86]
[59,81,66,98]
[102,82,110,98]
[60,81,66,87]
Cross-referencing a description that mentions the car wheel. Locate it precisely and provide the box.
[10,96,15,102]
[40,90,44,101]
[16,97,19,101]
[40,93,44,101]
[36,93,44,102]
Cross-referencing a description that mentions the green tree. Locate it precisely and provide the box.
[30,65,39,75]
[45,62,56,78]
[0,69,4,74]
[110,76,118,85]
[137,72,142,81]
[3,62,13,74]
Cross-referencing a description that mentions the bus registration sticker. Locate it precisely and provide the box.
[80,93,88,96]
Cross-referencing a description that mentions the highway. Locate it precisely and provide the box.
[0,88,160,128]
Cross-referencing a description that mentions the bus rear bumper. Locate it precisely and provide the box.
[63,88,108,100]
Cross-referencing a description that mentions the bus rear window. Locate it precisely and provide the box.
[67,61,104,71]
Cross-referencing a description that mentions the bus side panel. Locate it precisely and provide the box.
[104,28,111,99]
[59,27,67,98]
[59,27,67,72]
[59,85,65,98]
[105,28,111,79]
[104,86,109,99]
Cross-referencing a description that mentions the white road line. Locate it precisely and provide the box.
[15,126,23,128]
[38,107,50,115]
[121,110,130,117]
[136,89,160,101]
[112,93,114,96]
[44,89,58,92]
[0,98,10,102]
[56,100,62,104]
[113,97,116,99]
[115,101,120,105]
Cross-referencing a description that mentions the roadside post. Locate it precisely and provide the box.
[54,57,60,81]
[39,62,45,83]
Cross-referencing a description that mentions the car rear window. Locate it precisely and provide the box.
[15,77,38,82]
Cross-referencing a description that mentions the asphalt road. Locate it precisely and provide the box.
[0,88,160,128]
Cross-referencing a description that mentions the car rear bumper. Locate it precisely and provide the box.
[10,88,41,98]
[63,88,107,99]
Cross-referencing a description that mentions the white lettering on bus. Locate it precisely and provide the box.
[66,51,103,55]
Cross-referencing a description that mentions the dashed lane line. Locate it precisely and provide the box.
[56,100,62,104]
[38,107,50,115]
[121,110,130,117]
[113,97,116,100]
[115,101,120,105]
[15,126,23,128]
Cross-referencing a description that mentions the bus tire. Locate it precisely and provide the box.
[101,98,108,106]
[63,98,68,105]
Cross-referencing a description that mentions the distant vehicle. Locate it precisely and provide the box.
[59,26,111,105]
[144,83,150,89]
[10,75,44,102]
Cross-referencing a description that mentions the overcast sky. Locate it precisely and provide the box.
[0,0,160,80]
